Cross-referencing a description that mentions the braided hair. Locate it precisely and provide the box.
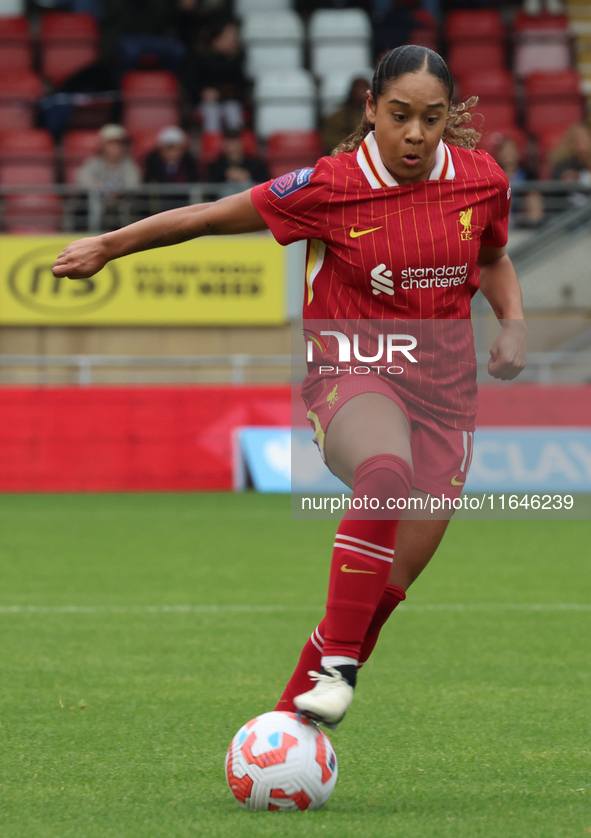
[332,45,480,156]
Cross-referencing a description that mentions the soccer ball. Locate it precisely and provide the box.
[225,711,338,811]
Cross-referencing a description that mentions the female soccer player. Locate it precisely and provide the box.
[53,46,526,729]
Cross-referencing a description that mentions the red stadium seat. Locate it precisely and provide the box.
[524,70,584,136]
[62,129,100,183]
[513,10,570,33]
[121,71,180,134]
[3,193,63,233]
[0,16,32,73]
[407,28,437,51]
[121,71,179,101]
[240,128,259,158]
[0,70,43,130]
[448,42,505,79]
[266,130,323,178]
[513,11,571,78]
[458,68,515,100]
[0,129,56,185]
[199,131,223,166]
[472,102,517,135]
[445,8,505,41]
[40,13,100,87]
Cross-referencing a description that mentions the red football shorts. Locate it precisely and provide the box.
[302,372,474,499]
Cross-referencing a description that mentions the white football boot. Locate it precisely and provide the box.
[294,666,354,729]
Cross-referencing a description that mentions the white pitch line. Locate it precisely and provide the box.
[0,603,590,615]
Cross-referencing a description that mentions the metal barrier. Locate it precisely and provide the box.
[0,352,589,386]
[0,181,589,234]
[0,354,292,385]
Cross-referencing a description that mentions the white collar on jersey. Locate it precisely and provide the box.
[357,131,456,189]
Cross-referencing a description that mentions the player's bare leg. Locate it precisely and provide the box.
[294,394,415,726]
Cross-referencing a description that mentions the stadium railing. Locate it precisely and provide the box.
[0,350,590,386]
[0,182,589,233]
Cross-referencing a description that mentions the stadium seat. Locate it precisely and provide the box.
[471,101,518,135]
[0,0,25,13]
[245,44,303,78]
[447,42,505,79]
[3,193,62,233]
[235,0,291,14]
[513,11,571,78]
[458,69,517,134]
[524,70,584,136]
[309,9,372,79]
[241,10,304,45]
[243,11,304,77]
[444,8,505,41]
[458,68,515,99]
[312,44,373,79]
[0,128,56,185]
[254,70,315,138]
[266,130,322,178]
[407,28,437,51]
[0,16,32,73]
[62,129,100,183]
[0,70,43,130]
[40,13,100,87]
[121,71,181,133]
[309,9,372,43]
[320,70,373,118]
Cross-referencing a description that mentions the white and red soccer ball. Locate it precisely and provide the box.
[225,711,338,811]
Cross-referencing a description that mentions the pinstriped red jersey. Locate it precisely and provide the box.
[250,133,511,429]
[251,133,511,321]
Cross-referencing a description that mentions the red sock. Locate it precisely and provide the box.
[275,585,406,712]
[358,583,406,666]
[322,454,412,661]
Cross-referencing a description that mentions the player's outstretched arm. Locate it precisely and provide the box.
[477,245,527,381]
[52,189,268,279]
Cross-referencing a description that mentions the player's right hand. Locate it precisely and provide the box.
[52,236,108,279]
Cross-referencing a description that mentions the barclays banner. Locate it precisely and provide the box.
[235,427,591,512]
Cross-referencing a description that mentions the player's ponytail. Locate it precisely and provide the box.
[331,45,481,155]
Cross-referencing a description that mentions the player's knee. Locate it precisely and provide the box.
[352,453,414,508]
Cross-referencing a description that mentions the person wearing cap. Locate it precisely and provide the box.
[76,124,141,229]
[143,126,199,214]
[144,127,198,186]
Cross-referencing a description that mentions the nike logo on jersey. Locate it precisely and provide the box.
[341,564,377,574]
[370,263,394,296]
[350,226,383,238]
[451,474,464,486]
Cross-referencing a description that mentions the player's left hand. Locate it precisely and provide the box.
[488,320,526,380]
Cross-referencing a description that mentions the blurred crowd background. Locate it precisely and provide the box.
[0,0,589,232]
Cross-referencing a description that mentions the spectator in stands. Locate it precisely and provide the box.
[321,77,371,155]
[182,19,247,132]
[206,129,269,184]
[76,124,140,228]
[144,126,198,212]
[145,126,198,184]
[493,134,544,228]
[550,124,591,185]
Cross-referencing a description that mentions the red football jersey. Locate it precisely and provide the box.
[251,133,511,428]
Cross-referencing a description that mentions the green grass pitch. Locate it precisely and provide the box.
[0,492,590,838]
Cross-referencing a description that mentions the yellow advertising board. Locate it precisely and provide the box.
[0,234,286,325]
